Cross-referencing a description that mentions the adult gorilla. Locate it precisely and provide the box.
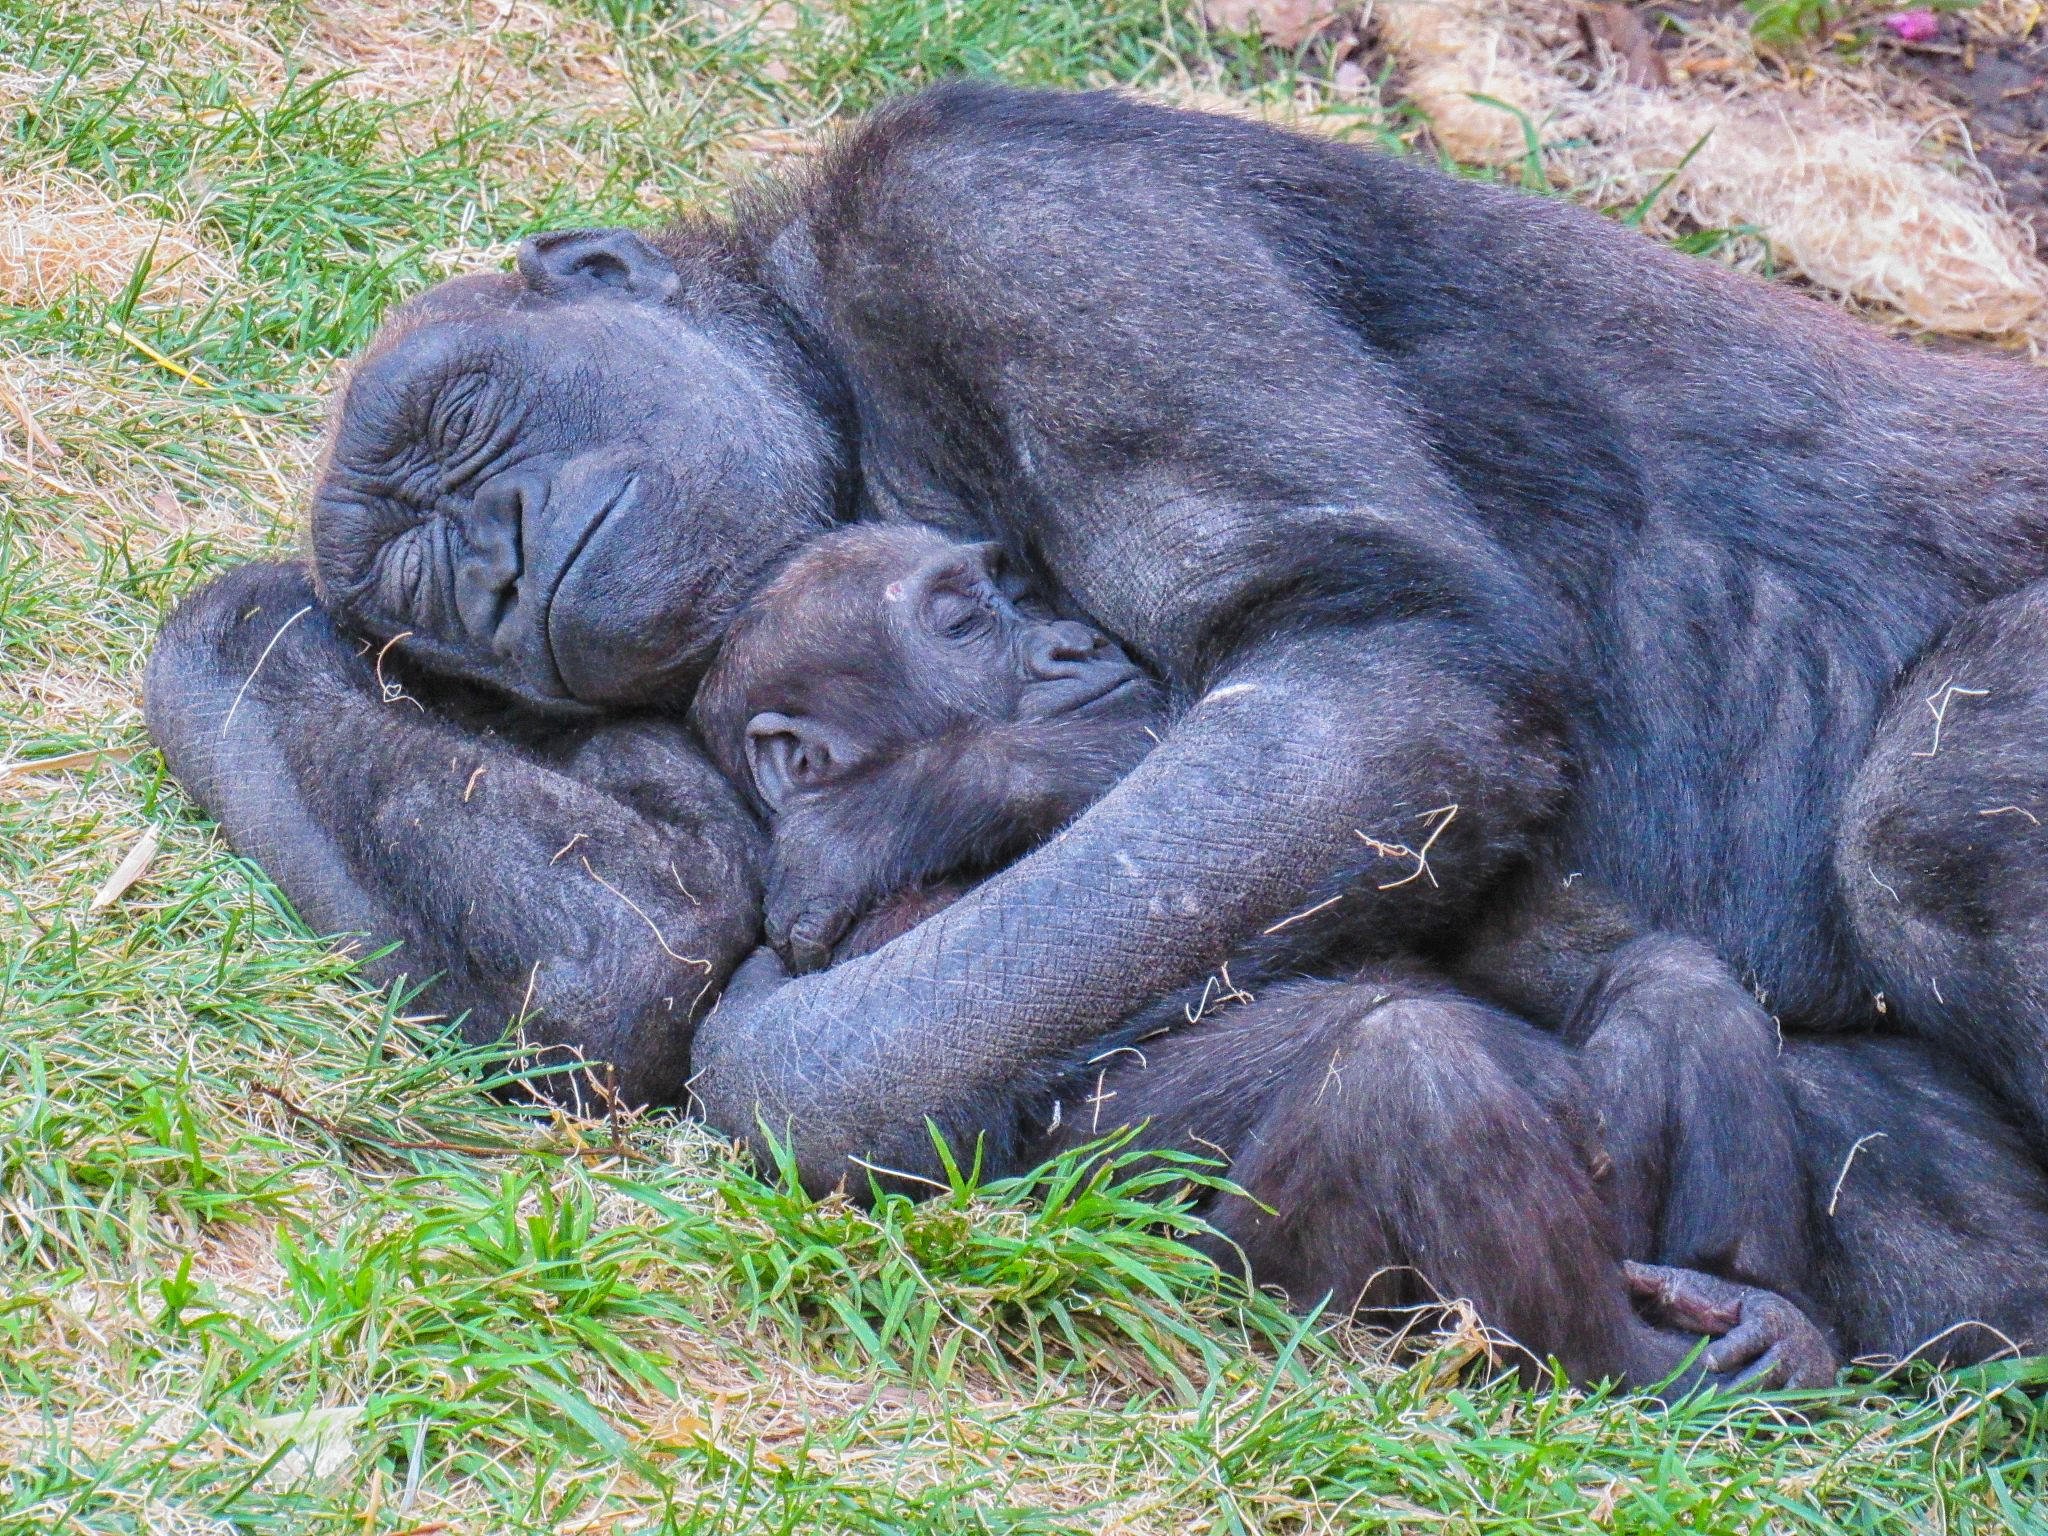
[152,85,2048,1195]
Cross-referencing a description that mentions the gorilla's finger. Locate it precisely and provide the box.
[1623,1261,1744,1334]
[1704,1295,1839,1389]
[779,902,859,974]
[719,945,793,1012]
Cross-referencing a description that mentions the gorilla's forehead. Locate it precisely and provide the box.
[339,302,671,447]
[730,539,917,685]
[355,271,525,361]
[757,525,951,605]
[695,527,976,737]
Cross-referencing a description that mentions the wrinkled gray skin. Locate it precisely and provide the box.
[152,87,2048,1266]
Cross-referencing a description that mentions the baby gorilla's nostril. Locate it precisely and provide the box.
[1029,620,1108,677]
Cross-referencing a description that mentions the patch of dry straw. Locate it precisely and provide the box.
[1375,0,2048,340]
[0,168,225,308]
[299,0,635,123]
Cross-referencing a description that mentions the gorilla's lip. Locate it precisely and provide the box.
[1061,669,1152,718]
[1087,673,1145,707]
[541,474,640,699]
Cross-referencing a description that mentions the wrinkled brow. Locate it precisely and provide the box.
[303,273,525,604]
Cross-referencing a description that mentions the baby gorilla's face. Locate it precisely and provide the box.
[692,525,1164,968]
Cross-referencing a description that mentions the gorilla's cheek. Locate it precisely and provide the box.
[546,477,722,707]
[547,452,834,707]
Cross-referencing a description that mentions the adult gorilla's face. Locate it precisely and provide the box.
[308,230,840,713]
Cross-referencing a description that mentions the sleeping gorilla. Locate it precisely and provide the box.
[695,523,2048,1382]
[148,87,2048,1232]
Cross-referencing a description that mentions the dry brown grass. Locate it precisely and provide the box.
[0,339,317,748]
[0,166,227,309]
[1372,0,2048,342]
[148,0,638,124]
[301,0,636,122]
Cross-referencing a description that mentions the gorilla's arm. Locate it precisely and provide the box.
[694,625,1564,1189]
[146,562,762,1105]
[694,94,1601,1189]
[762,717,1156,974]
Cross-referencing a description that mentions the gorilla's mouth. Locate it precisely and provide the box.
[541,473,642,699]
[1060,670,1153,719]
[1080,673,1146,710]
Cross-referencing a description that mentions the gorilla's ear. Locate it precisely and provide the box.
[744,711,842,814]
[516,228,681,304]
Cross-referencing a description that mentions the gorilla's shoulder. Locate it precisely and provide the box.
[803,81,1534,267]
[828,79,1390,187]
[795,81,1438,289]
[853,80,1216,153]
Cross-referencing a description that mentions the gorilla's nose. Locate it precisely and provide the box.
[454,473,536,649]
[1027,621,1110,679]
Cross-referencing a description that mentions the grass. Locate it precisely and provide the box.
[2,0,2046,1530]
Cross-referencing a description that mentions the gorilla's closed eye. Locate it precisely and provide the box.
[369,519,453,635]
[927,587,990,642]
[429,375,486,452]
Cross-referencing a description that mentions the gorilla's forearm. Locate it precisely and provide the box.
[146,562,763,1105]
[762,719,1152,972]
[689,625,1564,1190]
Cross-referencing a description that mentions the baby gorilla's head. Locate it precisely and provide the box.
[692,525,1164,969]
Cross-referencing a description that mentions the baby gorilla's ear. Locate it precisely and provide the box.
[744,711,842,813]
[515,228,681,304]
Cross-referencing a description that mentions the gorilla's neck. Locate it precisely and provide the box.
[651,212,861,523]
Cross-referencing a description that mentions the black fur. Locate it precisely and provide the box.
[1839,583,2048,1147]
[705,523,2048,1380]
[722,86,2048,1182]
[1786,1036,2048,1365]
[145,562,762,1106]
[694,524,1852,1386]
[1045,973,1689,1386]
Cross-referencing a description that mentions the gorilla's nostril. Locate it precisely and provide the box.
[452,473,543,646]
[1037,622,1106,669]
[455,564,518,647]
[455,520,523,647]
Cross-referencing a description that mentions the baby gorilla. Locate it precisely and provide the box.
[697,524,2048,1389]
[691,525,1163,972]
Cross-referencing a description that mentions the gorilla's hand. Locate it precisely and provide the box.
[146,562,765,1107]
[761,853,865,975]
[1626,1261,1841,1393]
[829,883,975,964]
[716,945,793,1014]
[693,631,1561,1192]
[751,879,982,986]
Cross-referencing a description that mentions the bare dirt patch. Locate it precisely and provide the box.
[1887,14,2048,254]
